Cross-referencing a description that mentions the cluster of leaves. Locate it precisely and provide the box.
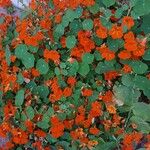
[0,0,150,150]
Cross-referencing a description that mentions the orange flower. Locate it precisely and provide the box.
[34,129,47,138]
[106,105,116,114]
[50,116,65,138]
[4,101,16,120]
[122,64,132,73]
[10,55,16,62]
[63,120,74,129]
[109,24,123,39]
[124,40,138,52]
[124,31,135,41]
[133,46,145,57]
[11,128,28,145]
[67,76,76,87]
[75,114,85,125]
[101,50,115,61]
[40,18,51,30]
[104,71,119,81]
[63,87,72,97]
[81,0,95,6]
[89,127,100,135]
[44,49,60,64]
[49,88,63,103]
[122,16,134,30]
[0,122,11,138]
[82,88,93,97]
[101,90,113,103]
[4,141,14,150]
[118,50,131,59]
[60,36,66,48]
[55,13,62,24]
[25,120,34,133]
[31,68,40,77]
[96,26,107,39]
[89,101,103,117]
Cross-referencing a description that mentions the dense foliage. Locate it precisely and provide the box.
[0,0,150,149]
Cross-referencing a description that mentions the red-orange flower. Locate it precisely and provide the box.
[118,50,131,59]
[82,88,93,97]
[122,64,132,73]
[34,129,47,138]
[122,16,134,29]
[11,128,28,145]
[109,24,123,39]
[50,116,65,138]
[44,49,60,64]
[67,76,76,87]
[63,87,72,97]
[89,127,100,135]
[96,26,107,39]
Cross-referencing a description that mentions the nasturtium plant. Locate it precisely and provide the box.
[0,0,150,149]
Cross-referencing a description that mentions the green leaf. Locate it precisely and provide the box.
[17,73,24,84]
[121,74,134,87]
[94,142,116,150]
[113,85,141,105]
[142,49,150,60]
[70,19,82,35]
[132,0,150,16]
[95,62,114,74]
[68,60,79,76]
[133,75,150,98]
[5,45,11,66]
[115,8,123,18]
[15,44,28,58]
[94,50,103,60]
[130,116,150,133]
[36,58,49,75]
[130,61,148,74]
[32,85,49,98]
[28,45,38,53]
[102,0,115,7]
[37,121,50,129]
[88,3,99,14]
[82,53,94,64]
[74,7,83,18]
[132,102,150,121]
[82,19,93,30]
[66,35,77,49]
[65,9,77,22]
[26,106,35,120]
[15,89,25,106]
[54,67,61,76]
[78,62,90,76]
[107,38,124,52]
[22,53,35,69]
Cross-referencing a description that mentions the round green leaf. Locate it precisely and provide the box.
[15,89,25,106]
[102,0,115,7]
[78,62,90,76]
[130,61,148,74]
[22,53,35,69]
[26,106,35,120]
[15,44,28,58]
[82,19,93,30]
[82,53,94,64]
[66,35,77,49]
[142,49,150,60]
[36,58,49,75]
